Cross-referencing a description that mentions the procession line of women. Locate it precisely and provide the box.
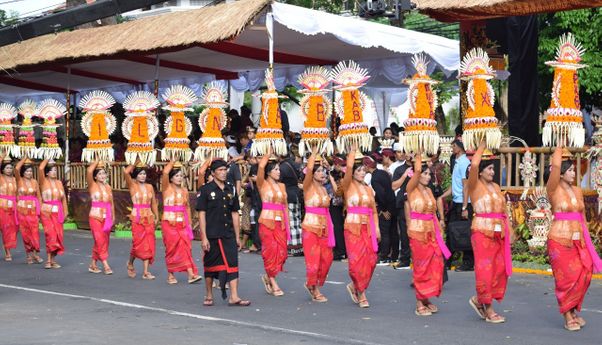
[1,145,599,332]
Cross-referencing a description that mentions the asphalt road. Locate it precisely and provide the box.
[0,230,600,345]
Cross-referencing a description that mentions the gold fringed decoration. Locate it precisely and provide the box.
[194,82,229,162]
[400,54,440,155]
[542,33,586,148]
[297,66,333,157]
[36,99,66,160]
[15,100,38,159]
[331,60,372,154]
[0,103,18,157]
[79,91,117,163]
[438,136,454,166]
[459,48,502,151]
[161,85,196,162]
[378,138,395,149]
[251,69,288,157]
[122,91,160,166]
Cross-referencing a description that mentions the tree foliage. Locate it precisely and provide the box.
[0,9,19,27]
[538,8,602,108]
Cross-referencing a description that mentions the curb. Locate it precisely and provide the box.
[512,267,602,280]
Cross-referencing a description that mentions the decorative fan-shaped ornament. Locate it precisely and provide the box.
[36,99,66,160]
[298,66,333,156]
[542,33,587,148]
[122,91,160,166]
[160,85,196,162]
[194,82,228,162]
[0,103,18,157]
[79,91,117,162]
[399,54,440,155]
[250,69,288,157]
[331,60,372,153]
[459,48,501,151]
[15,100,37,158]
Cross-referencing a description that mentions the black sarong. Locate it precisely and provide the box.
[203,237,239,299]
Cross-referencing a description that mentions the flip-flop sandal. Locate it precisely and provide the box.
[26,257,34,265]
[5,256,12,262]
[167,278,178,285]
[188,276,202,284]
[88,266,102,274]
[415,306,432,316]
[272,289,284,297]
[485,313,506,324]
[358,299,370,308]
[426,303,438,313]
[346,283,359,304]
[142,273,155,280]
[571,312,586,327]
[104,268,113,275]
[203,298,214,306]
[127,264,136,278]
[228,300,251,307]
[34,257,44,264]
[51,263,61,269]
[564,320,581,331]
[44,262,52,269]
[312,294,328,303]
[469,297,486,320]
[261,274,273,295]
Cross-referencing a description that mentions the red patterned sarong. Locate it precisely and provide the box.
[410,236,444,300]
[161,220,198,274]
[259,221,287,278]
[302,227,333,287]
[0,208,18,250]
[548,239,593,314]
[131,220,156,264]
[472,231,507,304]
[90,217,110,261]
[41,213,64,255]
[19,213,40,253]
[344,224,377,293]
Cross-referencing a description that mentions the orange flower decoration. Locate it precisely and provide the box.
[122,91,160,166]
[79,91,117,162]
[195,82,229,161]
[400,54,440,155]
[161,85,196,162]
[331,60,372,153]
[250,69,287,156]
[298,66,332,156]
[542,33,586,148]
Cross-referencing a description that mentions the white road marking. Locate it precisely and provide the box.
[0,283,384,345]
[581,308,602,314]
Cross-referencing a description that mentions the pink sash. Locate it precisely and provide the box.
[163,205,192,240]
[19,195,40,216]
[44,200,65,224]
[475,212,513,277]
[91,201,113,233]
[0,194,18,225]
[305,206,335,248]
[133,203,151,223]
[347,206,378,253]
[554,212,602,273]
[410,212,451,259]
[262,202,291,241]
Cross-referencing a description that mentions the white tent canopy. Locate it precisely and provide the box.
[0,0,459,131]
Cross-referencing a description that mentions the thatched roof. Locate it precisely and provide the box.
[414,0,602,22]
[0,0,271,73]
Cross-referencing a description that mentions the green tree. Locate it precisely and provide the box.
[0,9,19,27]
[538,8,602,108]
